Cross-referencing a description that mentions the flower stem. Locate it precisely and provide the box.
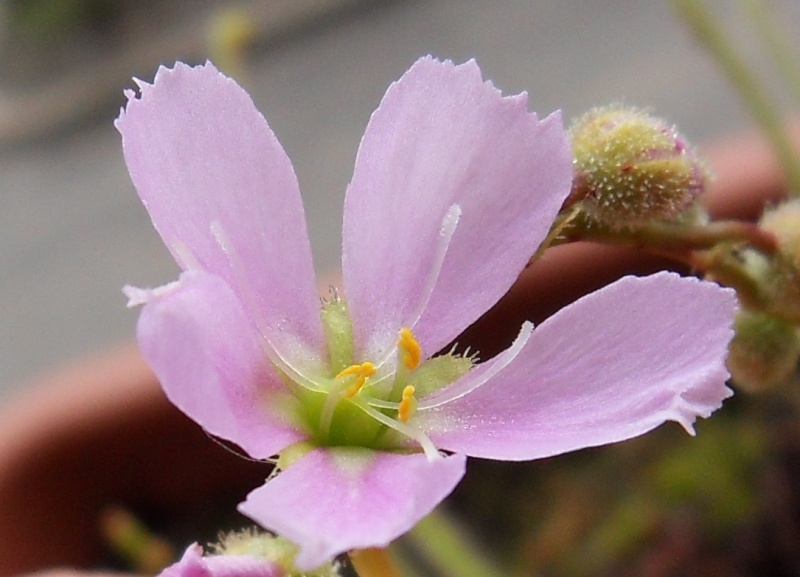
[406,509,509,577]
[350,547,405,577]
[529,205,582,265]
[673,0,800,195]
[99,506,174,573]
[566,218,777,255]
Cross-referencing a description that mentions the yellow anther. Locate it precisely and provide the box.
[398,328,422,371]
[336,362,376,398]
[398,385,417,423]
[335,362,373,380]
[344,380,365,398]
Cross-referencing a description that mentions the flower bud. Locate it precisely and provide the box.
[159,542,285,577]
[761,199,800,267]
[213,529,339,577]
[727,309,800,391]
[568,106,707,228]
[757,200,800,322]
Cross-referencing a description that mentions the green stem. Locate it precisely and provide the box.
[530,205,582,264]
[569,218,777,255]
[99,506,175,573]
[673,0,800,195]
[406,509,510,577]
[738,0,800,108]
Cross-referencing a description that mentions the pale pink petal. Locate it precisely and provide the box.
[342,56,572,360]
[116,62,325,373]
[238,448,466,570]
[161,544,284,577]
[203,554,284,577]
[136,269,306,459]
[414,272,736,460]
[160,544,210,577]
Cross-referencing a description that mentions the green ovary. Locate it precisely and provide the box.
[296,387,391,449]
[282,293,474,453]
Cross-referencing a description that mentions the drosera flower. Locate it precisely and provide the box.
[117,57,737,570]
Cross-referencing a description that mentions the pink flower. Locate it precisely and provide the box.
[117,58,736,570]
[160,544,282,577]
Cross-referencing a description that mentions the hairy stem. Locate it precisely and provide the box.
[568,218,777,255]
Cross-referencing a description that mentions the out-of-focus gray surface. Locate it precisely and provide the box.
[1,0,798,398]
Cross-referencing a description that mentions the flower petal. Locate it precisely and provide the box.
[116,62,325,372]
[161,544,284,577]
[342,56,572,360]
[238,448,466,570]
[414,272,736,460]
[160,544,210,577]
[203,554,284,577]
[136,269,306,459]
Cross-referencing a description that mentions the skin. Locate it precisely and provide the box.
[1,124,794,577]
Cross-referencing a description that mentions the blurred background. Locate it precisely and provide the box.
[1,0,798,397]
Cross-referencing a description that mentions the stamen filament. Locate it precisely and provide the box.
[319,391,343,440]
[370,205,461,374]
[211,221,324,393]
[171,241,201,270]
[350,397,440,461]
[363,398,402,409]
[417,321,534,410]
[405,204,462,329]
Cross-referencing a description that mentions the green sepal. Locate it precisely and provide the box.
[413,353,474,397]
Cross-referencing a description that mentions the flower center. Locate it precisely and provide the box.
[284,294,473,460]
[207,220,462,458]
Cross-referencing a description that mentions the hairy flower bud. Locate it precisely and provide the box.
[159,542,284,577]
[568,106,707,228]
[727,309,800,391]
[761,199,800,267]
[757,200,800,322]
[213,529,339,577]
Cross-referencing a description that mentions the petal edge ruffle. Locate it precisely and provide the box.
[414,272,736,460]
[117,62,326,374]
[342,57,572,360]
